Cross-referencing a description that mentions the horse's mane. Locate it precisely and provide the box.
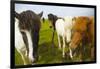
[73,16,90,32]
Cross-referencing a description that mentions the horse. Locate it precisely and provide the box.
[69,16,94,60]
[15,10,43,64]
[48,14,75,58]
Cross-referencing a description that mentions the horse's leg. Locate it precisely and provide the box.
[25,50,28,57]
[62,36,66,58]
[89,43,94,60]
[79,43,83,62]
[57,34,61,49]
[68,47,73,59]
[21,31,29,57]
[32,30,39,63]
[52,30,55,46]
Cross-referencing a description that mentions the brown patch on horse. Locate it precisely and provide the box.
[70,32,82,49]
[70,16,90,49]
[73,16,89,33]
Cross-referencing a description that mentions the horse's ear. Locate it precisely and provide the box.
[72,17,76,21]
[48,14,56,23]
[15,11,20,19]
[38,11,43,18]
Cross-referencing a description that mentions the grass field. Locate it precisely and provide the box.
[15,19,92,65]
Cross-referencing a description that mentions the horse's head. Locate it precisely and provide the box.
[70,16,90,49]
[48,13,58,30]
[15,10,43,31]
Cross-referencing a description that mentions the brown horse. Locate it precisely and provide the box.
[69,16,95,61]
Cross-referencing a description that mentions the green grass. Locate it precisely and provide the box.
[15,19,93,65]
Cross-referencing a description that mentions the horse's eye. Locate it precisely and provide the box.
[20,29,25,34]
[20,31,24,35]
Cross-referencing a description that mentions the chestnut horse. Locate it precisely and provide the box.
[69,16,94,60]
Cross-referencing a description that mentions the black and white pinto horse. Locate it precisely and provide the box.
[48,14,75,58]
[15,10,43,65]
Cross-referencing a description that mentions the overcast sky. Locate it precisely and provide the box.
[15,3,94,18]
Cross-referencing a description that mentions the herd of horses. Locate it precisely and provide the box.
[15,10,95,65]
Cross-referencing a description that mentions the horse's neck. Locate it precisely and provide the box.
[53,16,58,30]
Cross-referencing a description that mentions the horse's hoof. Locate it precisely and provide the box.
[31,58,38,64]
[65,50,73,60]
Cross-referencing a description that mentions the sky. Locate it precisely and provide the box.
[15,3,95,18]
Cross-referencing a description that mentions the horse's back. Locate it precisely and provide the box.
[56,19,65,36]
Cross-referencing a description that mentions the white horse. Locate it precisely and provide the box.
[55,16,75,58]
